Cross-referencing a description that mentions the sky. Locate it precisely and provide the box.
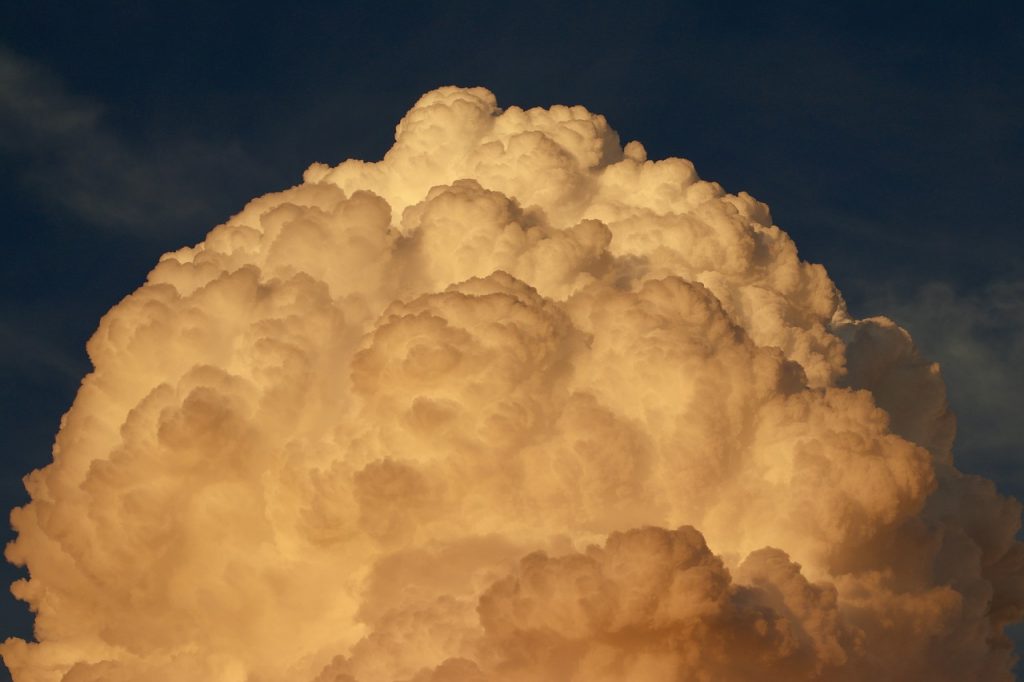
[0,1,1022,678]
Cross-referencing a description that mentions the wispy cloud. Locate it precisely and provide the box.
[0,312,86,382]
[864,280,1024,494]
[0,47,259,236]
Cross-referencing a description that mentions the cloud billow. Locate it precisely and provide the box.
[3,87,1021,681]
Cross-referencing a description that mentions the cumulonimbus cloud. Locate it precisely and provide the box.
[3,87,1021,681]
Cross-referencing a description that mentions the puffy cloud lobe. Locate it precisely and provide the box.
[468,527,860,681]
[2,86,1021,681]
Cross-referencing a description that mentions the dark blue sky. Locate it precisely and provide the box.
[1,1,1022,676]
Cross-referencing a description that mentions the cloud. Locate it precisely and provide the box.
[0,47,256,235]
[2,86,1021,681]
[326,526,862,681]
[0,317,83,383]
[857,280,1024,494]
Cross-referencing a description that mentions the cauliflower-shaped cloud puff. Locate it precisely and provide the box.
[3,87,1022,682]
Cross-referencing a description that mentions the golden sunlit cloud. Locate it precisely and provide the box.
[3,87,1022,681]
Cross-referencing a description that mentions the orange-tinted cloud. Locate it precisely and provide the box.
[3,87,1021,682]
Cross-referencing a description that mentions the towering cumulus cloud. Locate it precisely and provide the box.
[4,87,1023,681]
